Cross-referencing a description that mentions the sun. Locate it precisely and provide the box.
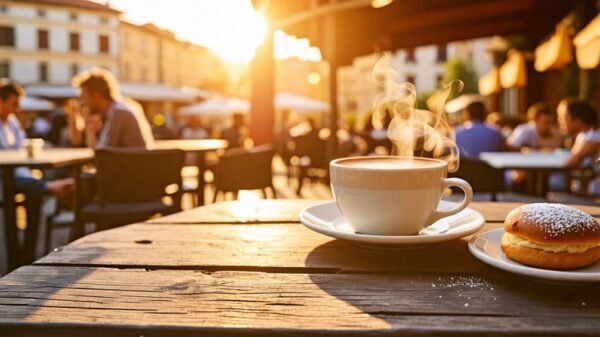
[207,9,268,63]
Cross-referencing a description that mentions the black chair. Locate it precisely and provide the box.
[290,133,328,195]
[212,144,275,202]
[82,148,185,230]
[449,157,504,201]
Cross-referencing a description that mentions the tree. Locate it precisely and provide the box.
[442,58,478,99]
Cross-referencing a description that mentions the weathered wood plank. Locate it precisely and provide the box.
[0,267,598,337]
[146,199,323,224]
[36,223,504,273]
[468,202,600,223]
[146,200,600,225]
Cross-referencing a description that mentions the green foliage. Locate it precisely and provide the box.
[442,58,478,99]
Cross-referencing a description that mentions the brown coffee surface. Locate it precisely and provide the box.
[337,157,442,170]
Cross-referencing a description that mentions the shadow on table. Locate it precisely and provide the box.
[304,240,600,332]
[0,246,107,324]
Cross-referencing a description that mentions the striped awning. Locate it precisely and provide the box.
[574,14,600,69]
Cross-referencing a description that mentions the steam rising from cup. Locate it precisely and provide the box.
[370,54,461,172]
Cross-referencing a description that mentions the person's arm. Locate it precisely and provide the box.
[564,140,598,169]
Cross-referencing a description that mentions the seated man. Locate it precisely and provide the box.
[0,79,73,265]
[220,112,248,149]
[507,103,563,151]
[70,68,154,148]
[454,101,505,158]
[550,100,600,194]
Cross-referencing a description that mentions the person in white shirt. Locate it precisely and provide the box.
[507,103,562,151]
[0,79,73,265]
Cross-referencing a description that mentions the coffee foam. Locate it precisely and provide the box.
[338,158,441,170]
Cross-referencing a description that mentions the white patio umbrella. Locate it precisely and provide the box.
[444,94,485,114]
[178,97,250,117]
[275,92,329,113]
[20,95,55,111]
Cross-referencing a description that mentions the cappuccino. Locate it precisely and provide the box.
[337,157,442,170]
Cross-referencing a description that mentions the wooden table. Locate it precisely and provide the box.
[0,148,94,271]
[150,139,228,206]
[1,199,600,336]
[480,151,572,196]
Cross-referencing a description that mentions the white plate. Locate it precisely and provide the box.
[299,200,485,251]
[469,228,600,283]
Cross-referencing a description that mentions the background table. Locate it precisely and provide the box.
[479,151,573,196]
[150,139,228,206]
[1,200,599,336]
[0,148,94,271]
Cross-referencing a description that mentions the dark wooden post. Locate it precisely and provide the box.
[250,31,275,145]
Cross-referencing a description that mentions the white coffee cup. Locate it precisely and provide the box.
[330,156,473,235]
[23,138,44,158]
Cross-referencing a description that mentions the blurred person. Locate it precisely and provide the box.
[220,112,248,148]
[563,100,600,169]
[549,100,600,194]
[181,115,208,139]
[556,97,578,149]
[0,79,73,265]
[29,111,51,139]
[453,101,505,158]
[69,68,153,148]
[507,103,562,151]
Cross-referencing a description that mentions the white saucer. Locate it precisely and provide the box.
[469,228,600,283]
[299,200,485,251]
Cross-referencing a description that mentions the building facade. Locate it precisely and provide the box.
[338,38,493,117]
[0,0,120,85]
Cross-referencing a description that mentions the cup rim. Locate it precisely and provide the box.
[330,156,447,171]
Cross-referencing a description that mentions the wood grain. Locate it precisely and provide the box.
[34,223,507,273]
[145,199,324,224]
[0,267,598,336]
[145,200,600,224]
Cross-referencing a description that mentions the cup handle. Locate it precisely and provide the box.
[428,178,473,224]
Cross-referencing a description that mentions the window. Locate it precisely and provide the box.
[405,48,415,63]
[437,44,447,62]
[99,35,109,53]
[100,16,109,24]
[0,26,15,47]
[0,5,7,13]
[140,67,147,82]
[38,29,48,49]
[71,63,78,77]
[0,61,10,78]
[406,74,416,84]
[37,9,46,18]
[39,62,48,83]
[70,12,77,21]
[69,32,79,51]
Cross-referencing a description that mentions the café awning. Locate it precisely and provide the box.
[500,50,527,88]
[478,66,501,96]
[573,13,600,69]
[178,97,250,117]
[20,95,55,111]
[534,21,573,72]
[275,92,329,113]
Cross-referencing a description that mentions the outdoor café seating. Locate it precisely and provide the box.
[81,148,185,230]
[212,144,276,202]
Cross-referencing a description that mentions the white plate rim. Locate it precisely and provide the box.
[299,201,485,245]
[468,228,600,283]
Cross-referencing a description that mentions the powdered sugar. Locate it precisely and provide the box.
[518,203,599,238]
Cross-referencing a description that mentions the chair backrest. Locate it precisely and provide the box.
[449,157,504,194]
[215,144,275,192]
[291,134,327,168]
[95,148,185,204]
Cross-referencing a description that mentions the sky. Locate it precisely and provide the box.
[105,0,267,63]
